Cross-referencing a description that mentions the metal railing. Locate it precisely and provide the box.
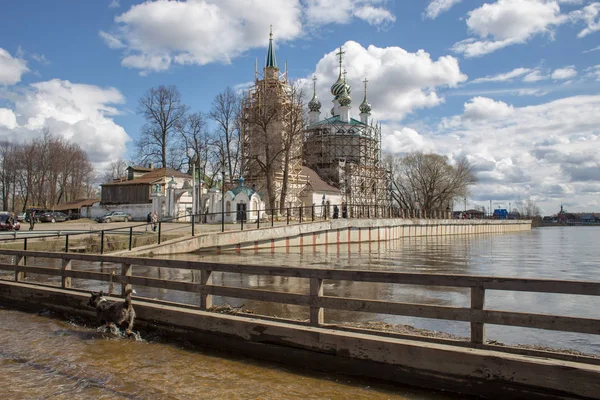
[0,205,484,254]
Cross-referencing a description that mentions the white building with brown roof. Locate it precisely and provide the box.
[92,166,200,221]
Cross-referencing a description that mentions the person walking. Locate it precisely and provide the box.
[7,212,14,230]
[152,212,158,232]
[29,211,36,231]
[146,212,152,232]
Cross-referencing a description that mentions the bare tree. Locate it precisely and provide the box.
[278,82,305,213]
[388,152,477,212]
[242,92,283,210]
[522,199,541,218]
[210,87,241,178]
[136,85,188,168]
[100,158,129,184]
[178,111,219,183]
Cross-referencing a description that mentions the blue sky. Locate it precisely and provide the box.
[1,0,599,214]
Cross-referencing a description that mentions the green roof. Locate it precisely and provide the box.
[266,32,277,68]
[307,116,368,128]
[228,186,261,199]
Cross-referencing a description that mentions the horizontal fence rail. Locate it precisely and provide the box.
[1,249,595,354]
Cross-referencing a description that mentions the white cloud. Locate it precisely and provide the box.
[308,41,467,121]
[109,0,120,8]
[383,95,600,212]
[353,5,396,26]
[585,65,600,80]
[523,69,548,82]
[0,48,29,85]
[452,0,567,57]
[463,97,514,120]
[570,2,600,37]
[99,30,125,49]
[304,0,395,26]
[0,108,17,129]
[103,0,303,74]
[471,67,532,84]
[0,79,130,166]
[424,0,462,20]
[551,65,577,80]
[583,45,600,53]
[103,0,396,74]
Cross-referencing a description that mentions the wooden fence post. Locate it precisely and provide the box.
[121,263,132,295]
[310,277,324,326]
[61,259,72,288]
[14,255,25,282]
[471,286,486,345]
[200,269,213,310]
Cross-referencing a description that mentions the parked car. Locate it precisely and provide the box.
[96,211,132,223]
[0,212,20,230]
[68,212,81,220]
[39,211,70,223]
[16,212,26,222]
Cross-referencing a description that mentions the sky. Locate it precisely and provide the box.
[1,0,599,215]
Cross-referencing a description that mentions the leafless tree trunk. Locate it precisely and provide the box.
[242,96,283,211]
[278,82,305,213]
[210,87,241,179]
[136,85,188,168]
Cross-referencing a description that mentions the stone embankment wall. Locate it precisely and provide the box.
[126,218,531,256]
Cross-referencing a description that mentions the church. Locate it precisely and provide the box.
[239,27,390,219]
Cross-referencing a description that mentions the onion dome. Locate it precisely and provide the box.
[359,78,371,113]
[330,74,352,98]
[308,76,321,112]
[338,84,351,107]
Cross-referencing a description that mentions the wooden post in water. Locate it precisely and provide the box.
[61,259,72,288]
[200,269,213,310]
[121,263,132,295]
[309,277,324,326]
[14,255,25,282]
[471,286,486,345]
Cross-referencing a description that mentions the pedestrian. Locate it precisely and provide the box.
[7,212,14,230]
[29,211,36,231]
[152,212,158,232]
[146,212,152,232]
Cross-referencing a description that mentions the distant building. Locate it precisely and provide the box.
[94,166,198,220]
[241,28,387,216]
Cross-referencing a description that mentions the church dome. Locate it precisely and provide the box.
[359,98,372,113]
[308,93,321,112]
[330,75,352,98]
[338,85,351,107]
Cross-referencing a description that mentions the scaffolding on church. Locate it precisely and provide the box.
[303,119,391,215]
[240,28,304,212]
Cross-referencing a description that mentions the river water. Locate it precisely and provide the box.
[1,226,599,399]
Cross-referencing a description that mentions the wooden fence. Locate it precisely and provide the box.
[1,249,599,351]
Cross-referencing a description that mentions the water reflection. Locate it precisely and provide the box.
[2,227,600,355]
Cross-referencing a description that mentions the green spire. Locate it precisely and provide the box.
[266,25,277,69]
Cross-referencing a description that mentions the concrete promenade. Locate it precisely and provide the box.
[118,217,532,256]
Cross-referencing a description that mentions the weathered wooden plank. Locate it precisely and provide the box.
[2,249,600,296]
[14,266,60,276]
[310,277,324,326]
[121,263,132,295]
[0,262,16,271]
[61,259,72,289]
[471,287,485,345]
[205,285,311,307]
[64,270,112,282]
[318,296,472,321]
[484,310,600,335]
[200,270,213,310]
